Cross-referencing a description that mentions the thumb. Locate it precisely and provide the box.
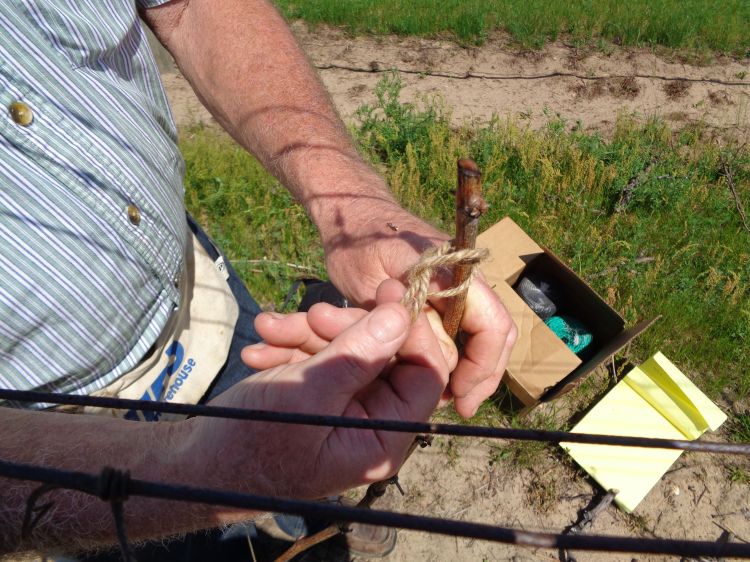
[299,302,410,399]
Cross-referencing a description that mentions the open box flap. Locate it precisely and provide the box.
[477,217,543,281]
[539,317,659,402]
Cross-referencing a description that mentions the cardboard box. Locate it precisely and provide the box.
[477,217,655,407]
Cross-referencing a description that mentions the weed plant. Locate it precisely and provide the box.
[275,0,750,56]
[182,75,750,405]
[181,128,325,311]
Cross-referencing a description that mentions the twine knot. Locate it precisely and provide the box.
[400,241,489,321]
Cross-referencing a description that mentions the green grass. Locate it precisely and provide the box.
[730,466,750,484]
[181,128,326,311]
[729,413,750,442]
[274,0,750,55]
[182,74,750,403]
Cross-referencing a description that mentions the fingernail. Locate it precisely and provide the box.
[366,305,406,343]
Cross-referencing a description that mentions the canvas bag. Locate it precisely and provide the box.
[81,231,239,421]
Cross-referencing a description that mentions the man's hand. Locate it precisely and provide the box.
[242,283,457,372]
[186,280,454,500]
[321,201,517,418]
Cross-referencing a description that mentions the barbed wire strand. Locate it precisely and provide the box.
[1,389,747,456]
[3,460,749,559]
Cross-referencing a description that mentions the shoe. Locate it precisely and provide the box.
[336,497,397,559]
[260,496,398,560]
[338,520,397,559]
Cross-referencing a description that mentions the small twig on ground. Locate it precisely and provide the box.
[719,155,750,234]
[615,157,657,212]
[567,490,617,535]
[560,493,594,502]
[696,483,707,507]
[446,505,471,519]
[561,490,617,562]
[231,258,318,271]
[665,464,695,476]
[714,521,749,544]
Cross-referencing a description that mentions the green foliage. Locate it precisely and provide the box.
[274,0,750,55]
[180,126,325,309]
[729,413,750,443]
[351,77,750,400]
[181,76,750,403]
[729,466,750,485]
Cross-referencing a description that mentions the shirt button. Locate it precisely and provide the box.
[126,204,141,226]
[9,101,33,126]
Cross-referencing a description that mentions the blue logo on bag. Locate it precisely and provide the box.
[124,341,196,422]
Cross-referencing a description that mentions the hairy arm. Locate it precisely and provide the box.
[0,410,256,555]
[142,0,396,245]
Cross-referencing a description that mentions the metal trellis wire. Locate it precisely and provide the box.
[2,387,749,559]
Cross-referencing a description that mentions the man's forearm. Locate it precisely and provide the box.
[0,409,249,554]
[144,0,399,243]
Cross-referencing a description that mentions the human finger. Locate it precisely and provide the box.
[375,279,458,373]
[363,281,451,429]
[306,303,368,343]
[448,279,516,418]
[456,320,516,412]
[241,342,304,370]
[254,311,328,352]
[296,301,411,405]
[246,307,371,370]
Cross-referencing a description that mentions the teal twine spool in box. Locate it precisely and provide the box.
[545,315,593,355]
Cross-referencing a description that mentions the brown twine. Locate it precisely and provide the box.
[400,242,490,321]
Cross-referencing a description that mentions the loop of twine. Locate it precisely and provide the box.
[401,242,490,321]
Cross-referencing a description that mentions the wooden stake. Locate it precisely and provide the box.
[442,158,488,340]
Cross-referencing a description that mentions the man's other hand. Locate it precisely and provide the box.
[186,280,454,500]
[323,201,517,418]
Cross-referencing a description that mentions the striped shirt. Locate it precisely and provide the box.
[0,1,187,400]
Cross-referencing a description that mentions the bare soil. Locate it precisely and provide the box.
[159,25,750,561]
[162,23,750,140]
[376,434,750,561]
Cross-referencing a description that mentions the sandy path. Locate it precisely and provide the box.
[162,23,750,139]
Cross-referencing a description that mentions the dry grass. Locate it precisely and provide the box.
[663,79,691,100]
[571,76,641,99]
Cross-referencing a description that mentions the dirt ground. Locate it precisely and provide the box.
[162,23,750,140]
[159,25,750,562]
